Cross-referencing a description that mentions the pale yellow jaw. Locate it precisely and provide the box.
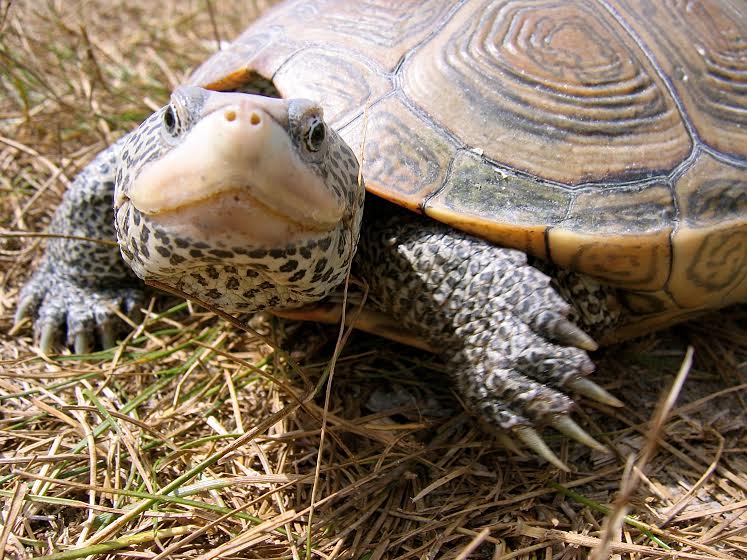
[146,188,332,248]
[128,95,343,233]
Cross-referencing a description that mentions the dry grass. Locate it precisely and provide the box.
[0,1,746,558]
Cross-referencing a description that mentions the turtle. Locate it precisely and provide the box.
[14,0,747,469]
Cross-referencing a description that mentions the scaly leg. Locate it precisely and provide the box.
[15,137,143,353]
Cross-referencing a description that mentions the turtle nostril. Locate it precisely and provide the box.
[225,110,237,122]
[250,112,261,125]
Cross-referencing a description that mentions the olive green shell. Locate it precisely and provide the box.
[189,0,747,338]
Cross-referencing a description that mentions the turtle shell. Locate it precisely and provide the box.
[188,0,747,329]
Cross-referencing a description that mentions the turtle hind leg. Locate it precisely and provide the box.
[355,201,619,465]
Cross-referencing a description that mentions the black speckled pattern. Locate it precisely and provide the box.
[113,105,365,313]
[17,136,144,347]
[356,200,595,430]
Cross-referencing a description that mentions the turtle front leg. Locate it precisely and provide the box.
[356,202,621,467]
[15,137,144,353]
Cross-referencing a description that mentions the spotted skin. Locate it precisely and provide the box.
[357,201,594,430]
[113,100,365,313]
[16,137,144,348]
[536,265,623,336]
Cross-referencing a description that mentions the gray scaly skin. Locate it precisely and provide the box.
[16,137,143,353]
[357,201,612,464]
[358,201,593,429]
[114,87,364,314]
[16,87,618,467]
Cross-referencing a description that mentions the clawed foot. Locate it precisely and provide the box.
[14,264,144,354]
[454,280,622,470]
[353,211,625,469]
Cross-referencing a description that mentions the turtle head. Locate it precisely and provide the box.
[114,86,365,312]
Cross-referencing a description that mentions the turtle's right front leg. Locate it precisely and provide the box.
[15,136,144,353]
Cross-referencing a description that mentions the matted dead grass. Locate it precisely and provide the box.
[0,2,745,558]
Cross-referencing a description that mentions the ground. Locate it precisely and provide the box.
[0,1,745,559]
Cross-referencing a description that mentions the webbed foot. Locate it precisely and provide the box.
[450,262,621,468]
[15,264,144,354]
[357,205,624,467]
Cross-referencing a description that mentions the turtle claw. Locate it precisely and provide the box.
[566,377,624,408]
[39,324,59,355]
[529,309,598,352]
[552,416,608,453]
[10,297,36,337]
[74,332,93,355]
[14,296,35,327]
[552,320,598,352]
[99,324,117,349]
[515,426,569,471]
[16,263,143,354]
[495,430,526,457]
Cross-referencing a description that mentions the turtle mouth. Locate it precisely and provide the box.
[139,185,334,232]
[138,187,333,249]
[127,94,344,231]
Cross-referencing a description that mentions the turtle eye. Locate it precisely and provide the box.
[163,105,178,135]
[305,118,326,152]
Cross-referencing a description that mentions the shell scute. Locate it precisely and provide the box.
[401,0,692,184]
[610,0,747,158]
[425,151,570,259]
[671,153,747,308]
[548,182,675,290]
[340,96,457,212]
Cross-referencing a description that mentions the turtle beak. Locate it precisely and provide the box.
[127,88,345,231]
[200,89,291,129]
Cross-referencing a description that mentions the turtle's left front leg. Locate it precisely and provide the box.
[356,203,621,468]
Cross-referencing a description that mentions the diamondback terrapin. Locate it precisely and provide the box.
[16,0,747,467]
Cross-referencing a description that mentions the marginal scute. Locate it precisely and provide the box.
[425,151,570,259]
[550,232,671,291]
[620,290,677,316]
[670,153,747,308]
[610,0,747,158]
[339,96,456,212]
[401,0,691,184]
[188,28,281,89]
[548,182,674,290]
[273,49,392,126]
